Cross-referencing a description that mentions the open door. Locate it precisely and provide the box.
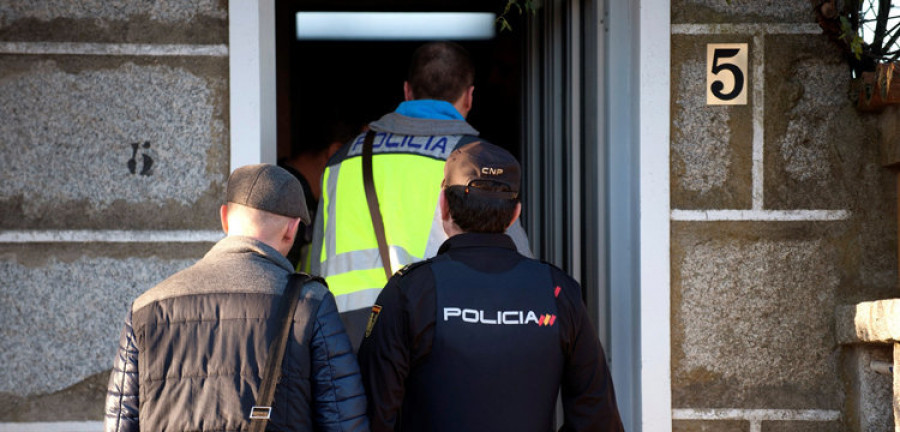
[268,0,644,429]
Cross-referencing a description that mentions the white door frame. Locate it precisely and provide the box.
[229,0,277,168]
[227,0,671,429]
[604,0,671,429]
[635,0,672,429]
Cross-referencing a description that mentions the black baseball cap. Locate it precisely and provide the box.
[443,141,520,200]
[225,164,310,223]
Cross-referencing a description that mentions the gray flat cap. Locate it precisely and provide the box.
[225,164,310,223]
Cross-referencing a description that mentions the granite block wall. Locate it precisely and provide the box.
[5,0,900,429]
[671,1,898,430]
[0,0,228,421]
[672,0,811,24]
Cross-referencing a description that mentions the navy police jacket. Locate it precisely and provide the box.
[357,232,624,431]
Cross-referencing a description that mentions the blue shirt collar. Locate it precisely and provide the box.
[394,99,464,121]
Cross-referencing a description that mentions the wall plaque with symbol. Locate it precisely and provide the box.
[707,43,749,105]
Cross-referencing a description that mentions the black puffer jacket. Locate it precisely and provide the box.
[104,236,368,432]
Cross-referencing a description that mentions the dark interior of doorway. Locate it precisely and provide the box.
[274,1,525,163]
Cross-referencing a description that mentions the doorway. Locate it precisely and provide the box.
[275,1,525,162]
[272,1,608,343]
[230,0,672,430]
[267,0,640,429]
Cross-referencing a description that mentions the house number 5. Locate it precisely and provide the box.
[707,43,748,105]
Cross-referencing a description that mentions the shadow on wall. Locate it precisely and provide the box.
[0,370,108,421]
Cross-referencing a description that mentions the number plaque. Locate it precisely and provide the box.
[707,43,748,105]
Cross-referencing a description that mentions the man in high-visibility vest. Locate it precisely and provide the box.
[309,41,531,347]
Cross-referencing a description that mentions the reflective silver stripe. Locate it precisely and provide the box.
[324,163,341,263]
[346,132,464,160]
[507,219,534,258]
[308,198,325,274]
[322,246,420,276]
[335,287,383,312]
[422,200,534,259]
[424,203,448,258]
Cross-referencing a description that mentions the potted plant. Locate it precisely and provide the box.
[812,0,900,110]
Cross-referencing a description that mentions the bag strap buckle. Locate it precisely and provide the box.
[249,406,272,420]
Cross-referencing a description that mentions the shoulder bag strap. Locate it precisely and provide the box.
[362,130,394,281]
[249,272,312,432]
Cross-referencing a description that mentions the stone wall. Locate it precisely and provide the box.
[5,0,900,429]
[671,0,898,430]
[0,0,228,421]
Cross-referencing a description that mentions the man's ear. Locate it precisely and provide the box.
[283,217,302,244]
[506,202,522,230]
[439,190,451,221]
[220,204,229,234]
[463,86,474,112]
[404,81,414,101]
[327,140,343,158]
[454,86,475,119]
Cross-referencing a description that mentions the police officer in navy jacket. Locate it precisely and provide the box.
[357,141,624,431]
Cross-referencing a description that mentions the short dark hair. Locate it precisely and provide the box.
[444,183,518,233]
[407,41,474,102]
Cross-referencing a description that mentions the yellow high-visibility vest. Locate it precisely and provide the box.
[310,127,475,312]
[309,115,532,315]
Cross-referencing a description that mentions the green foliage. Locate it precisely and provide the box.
[496,0,537,32]
[839,15,865,60]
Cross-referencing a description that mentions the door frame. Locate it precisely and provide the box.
[228,0,277,168]
[630,0,672,429]
[227,1,671,429]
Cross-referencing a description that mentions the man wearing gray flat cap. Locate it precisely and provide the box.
[104,164,368,432]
